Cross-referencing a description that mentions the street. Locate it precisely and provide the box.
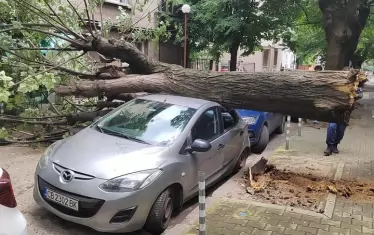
[0,126,295,235]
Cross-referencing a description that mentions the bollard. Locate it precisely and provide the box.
[198,171,206,235]
[298,118,302,136]
[286,115,291,150]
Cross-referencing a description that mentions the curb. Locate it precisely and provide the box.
[323,160,345,218]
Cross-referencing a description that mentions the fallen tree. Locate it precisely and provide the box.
[54,37,366,123]
[0,0,368,145]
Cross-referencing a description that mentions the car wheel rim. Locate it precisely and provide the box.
[162,197,173,225]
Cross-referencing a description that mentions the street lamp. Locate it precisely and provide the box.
[181,4,191,68]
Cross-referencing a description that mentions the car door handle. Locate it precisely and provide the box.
[218,144,225,150]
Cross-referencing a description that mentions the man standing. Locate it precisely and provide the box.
[324,85,363,156]
[324,122,347,156]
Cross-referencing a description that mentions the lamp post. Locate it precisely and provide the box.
[181,4,191,68]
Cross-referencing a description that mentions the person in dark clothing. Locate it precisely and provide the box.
[324,123,347,155]
[324,86,363,156]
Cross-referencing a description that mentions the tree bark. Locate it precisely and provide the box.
[319,0,370,70]
[229,42,240,71]
[56,69,365,123]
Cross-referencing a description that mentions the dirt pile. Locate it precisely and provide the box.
[243,164,374,212]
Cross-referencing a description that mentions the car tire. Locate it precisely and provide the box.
[251,125,269,154]
[275,116,286,134]
[233,149,250,174]
[144,188,174,234]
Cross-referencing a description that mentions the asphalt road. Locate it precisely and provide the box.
[0,125,296,235]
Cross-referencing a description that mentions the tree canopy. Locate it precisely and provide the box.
[186,0,301,70]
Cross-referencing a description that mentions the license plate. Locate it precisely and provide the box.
[43,188,79,211]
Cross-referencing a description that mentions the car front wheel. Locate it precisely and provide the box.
[144,188,174,234]
[251,125,269,154]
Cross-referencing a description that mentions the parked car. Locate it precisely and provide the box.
[34,95,250,234]
[0,166,28,235]
[236,109,285,153]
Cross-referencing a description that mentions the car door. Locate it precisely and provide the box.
[219,108,245,168]
[189,106,225,186]
[265,112,277,133]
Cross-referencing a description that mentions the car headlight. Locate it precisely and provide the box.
[242,116,258,125]
[99,169,163,192]
[38,141,59,169]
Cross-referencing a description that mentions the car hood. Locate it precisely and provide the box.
[236,109,265,117]
[50,127,167,180]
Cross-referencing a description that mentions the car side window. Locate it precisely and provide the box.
[191,107,222,142]
[220,107,239,131]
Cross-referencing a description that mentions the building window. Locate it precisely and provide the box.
[263,49,270,67]
[273,49,278,66]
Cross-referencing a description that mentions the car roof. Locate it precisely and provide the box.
[139,94,214,109]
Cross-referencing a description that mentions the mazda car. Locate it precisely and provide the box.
[34,94,250,234]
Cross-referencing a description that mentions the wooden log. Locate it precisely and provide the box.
[55,69,365,123]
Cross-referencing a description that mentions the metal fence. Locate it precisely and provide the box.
[190,59,211,71]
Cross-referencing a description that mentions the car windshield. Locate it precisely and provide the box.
[96,98,196,146]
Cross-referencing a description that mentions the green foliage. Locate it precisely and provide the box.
[0,127,8,139]
[283,0,374,66]
[0,71,14,102]
[0,0,172,116]
[184,0,301,60]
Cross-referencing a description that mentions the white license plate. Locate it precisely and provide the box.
[43,188,79,211]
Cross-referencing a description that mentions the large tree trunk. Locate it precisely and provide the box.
[56,37,367,123]
[229,42,240,71]
[56,67,365,123]
[319,0,370,70]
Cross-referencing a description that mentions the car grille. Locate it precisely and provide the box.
[53,163,95,180]
[38,177,105,218]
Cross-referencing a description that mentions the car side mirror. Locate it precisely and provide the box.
[93,116,103,123]
[186,139,212,153]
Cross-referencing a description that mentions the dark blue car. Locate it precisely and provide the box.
[236,110,285,153]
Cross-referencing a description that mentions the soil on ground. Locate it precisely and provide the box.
[240,165,374,213]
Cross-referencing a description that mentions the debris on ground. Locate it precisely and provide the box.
[241,164,374,211]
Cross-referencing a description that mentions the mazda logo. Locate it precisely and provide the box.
[61,170,74,182]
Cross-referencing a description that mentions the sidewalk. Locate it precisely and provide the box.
[167,100,374,235]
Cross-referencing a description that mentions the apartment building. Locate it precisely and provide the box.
[70,0,182,65]
[220,40,296,72]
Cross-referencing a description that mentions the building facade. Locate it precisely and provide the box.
[70,0,182,65]
[219,40,296,72]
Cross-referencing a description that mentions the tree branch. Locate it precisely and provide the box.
[14,0,79,40]
[66,0,94,37]
[8,47,80,51]
[43,0,76,36]
[83,0,95,36]
[0,27,83,47]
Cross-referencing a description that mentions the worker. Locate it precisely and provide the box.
[324,67,363,156]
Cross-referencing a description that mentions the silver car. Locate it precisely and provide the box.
[33,95,250,234]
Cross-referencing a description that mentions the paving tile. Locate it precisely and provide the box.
[296,225,318,234]
[308,221,329,231]
[329,226,350,235]
[340,221,361,232]
[250,228,272,235]
[264,224,286,233]
[284,228,306,235]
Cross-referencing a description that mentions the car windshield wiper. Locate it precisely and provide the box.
[98,127,150,144]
